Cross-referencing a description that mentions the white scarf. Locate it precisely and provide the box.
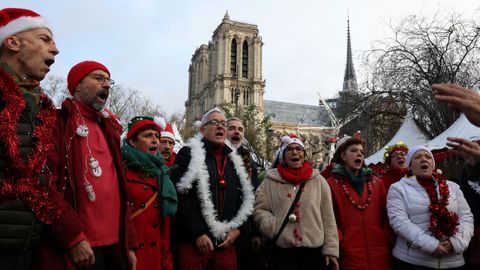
[176,134,255,240]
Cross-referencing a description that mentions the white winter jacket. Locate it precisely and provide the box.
[387,176,473,269]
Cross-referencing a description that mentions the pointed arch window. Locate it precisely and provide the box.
[230,39,237,77]
[243,88,250,105]
[242,41,248,78]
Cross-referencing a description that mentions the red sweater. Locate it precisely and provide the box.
[74,101,120,247]
[381,167,408,192]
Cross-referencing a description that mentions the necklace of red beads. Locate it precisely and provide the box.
[338,174,373,211]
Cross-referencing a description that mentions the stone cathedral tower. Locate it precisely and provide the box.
[185,12,266,128]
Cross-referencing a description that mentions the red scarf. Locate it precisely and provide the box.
[164,152,176,168]
[277,161,313,185]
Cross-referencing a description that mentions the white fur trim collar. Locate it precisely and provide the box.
[176,133,254,240]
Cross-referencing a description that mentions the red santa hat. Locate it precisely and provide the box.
[155,116,175,141]
[0,8,51,44]
[67,61,110,95]
[126,115,161,141]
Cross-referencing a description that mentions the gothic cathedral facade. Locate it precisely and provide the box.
[185,12,266,128]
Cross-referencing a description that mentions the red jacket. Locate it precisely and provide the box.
[33,98,137,270]
[126,170,173,270]
[327,174,393,270]
[380,167,408,192]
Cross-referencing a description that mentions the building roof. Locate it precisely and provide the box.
[264,100,331,127]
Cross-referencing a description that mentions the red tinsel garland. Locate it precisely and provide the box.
[0,69,61,224]
[423,173,459,240]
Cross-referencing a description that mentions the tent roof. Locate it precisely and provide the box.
[365,112,428,165]
[425,114,480,151]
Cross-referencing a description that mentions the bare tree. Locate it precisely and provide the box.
[169,111,186,134]
[336,91,406,155]
[41,75,68,106]
[363,12,480,139]
[106,84,164,124]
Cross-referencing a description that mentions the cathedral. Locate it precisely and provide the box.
[184,12,358,168]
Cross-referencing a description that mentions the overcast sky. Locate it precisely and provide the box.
[2,0,479,115]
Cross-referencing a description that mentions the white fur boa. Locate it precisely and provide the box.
[176,134,255,240]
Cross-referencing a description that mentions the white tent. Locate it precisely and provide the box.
[365,112,428,165]
[425,113,480,151]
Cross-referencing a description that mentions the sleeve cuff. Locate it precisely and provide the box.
[423,238,440,254]
[67,232,86,249]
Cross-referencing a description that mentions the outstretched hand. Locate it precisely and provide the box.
[432,83,480,127]
[446,137,480,166]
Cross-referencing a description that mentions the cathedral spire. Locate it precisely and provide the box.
[223,10,230,22]
[342,16,358,92]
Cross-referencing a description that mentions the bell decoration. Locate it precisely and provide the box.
[89,157,103,177]
[76,124,89,137]
[85,180,96,201]
[289,213,297,223]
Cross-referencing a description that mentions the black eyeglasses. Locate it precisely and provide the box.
[203,120,228,127]
[391,152,407,158]
[89,74,115,86]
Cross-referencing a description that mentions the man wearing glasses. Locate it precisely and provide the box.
[171,108,254,270]
[42,61,137,270]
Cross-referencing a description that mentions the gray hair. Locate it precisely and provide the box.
[227,117,243,125]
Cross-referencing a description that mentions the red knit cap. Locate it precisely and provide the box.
[0,8,51,44]
[67,61,110,95]
[126,116,161,141]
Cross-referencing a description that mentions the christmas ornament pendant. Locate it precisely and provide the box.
[219,179,226,188]
[76,124,89,137]
[289,214,297,223]
[101,110,110,118]
[89,157,102,177]
[85,180,96,201]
